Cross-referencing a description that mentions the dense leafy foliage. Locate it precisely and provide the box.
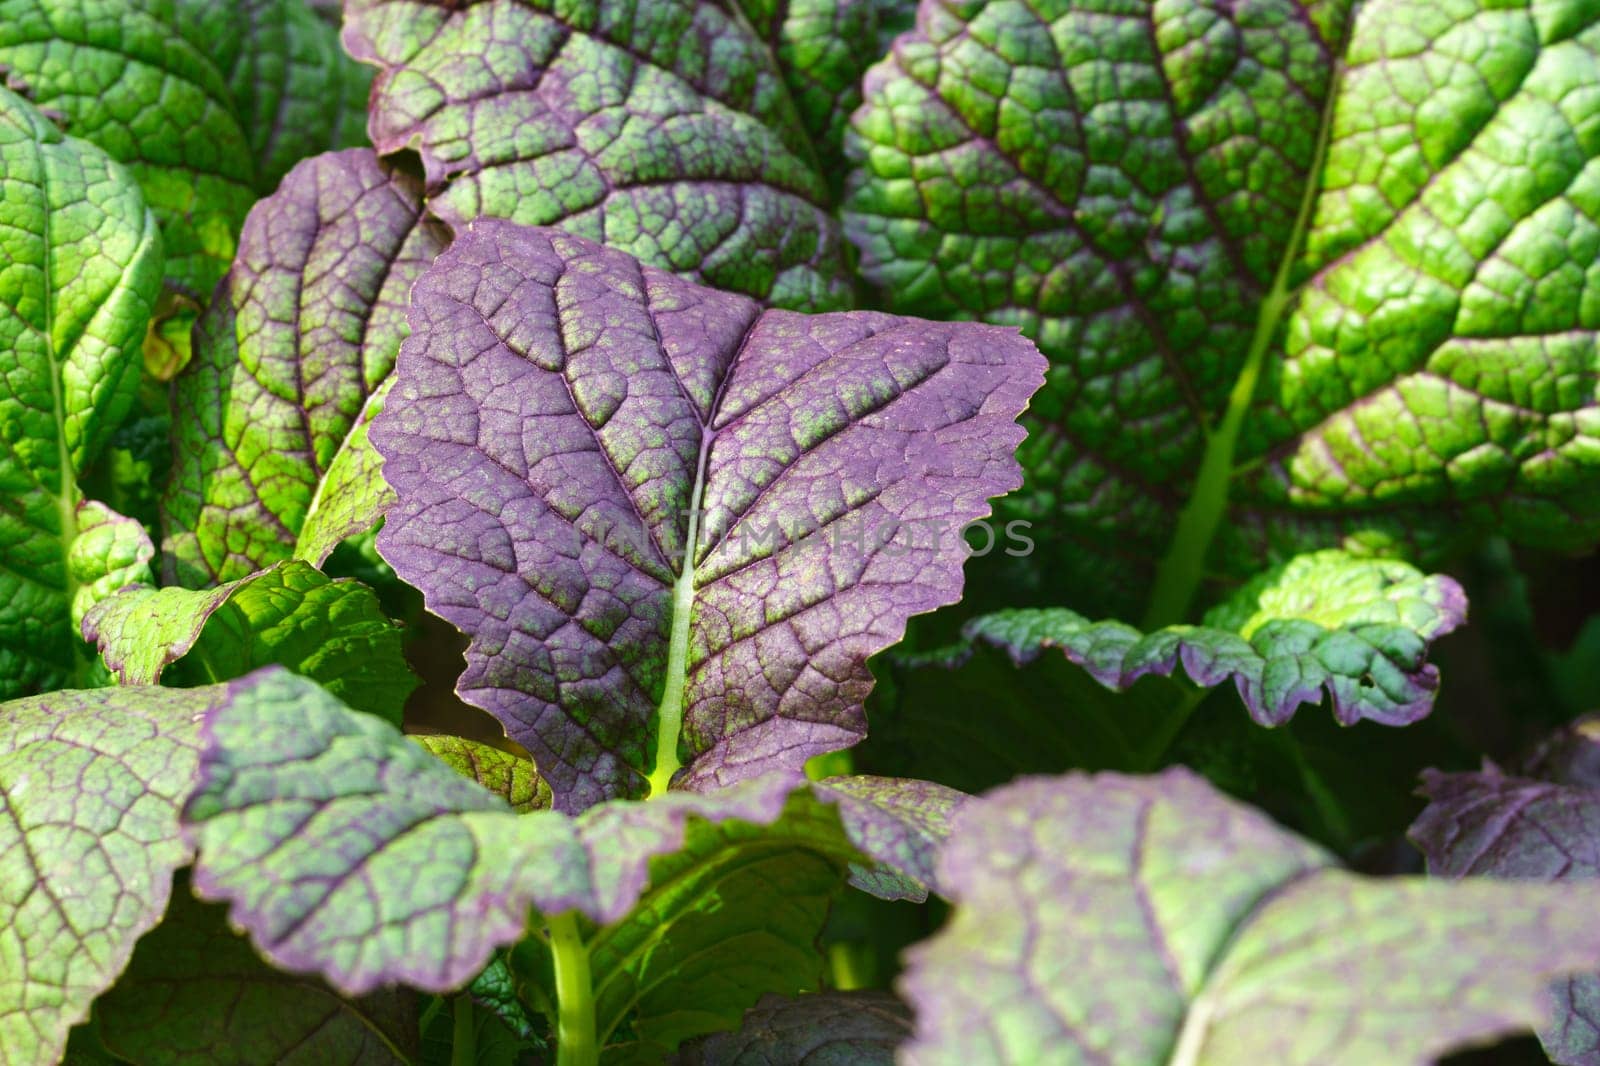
[2,0,1600,1063]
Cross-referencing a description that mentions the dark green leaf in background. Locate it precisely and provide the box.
[93,889,420,1066]
[847,0,1600,619]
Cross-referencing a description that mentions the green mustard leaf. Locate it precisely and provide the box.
[82,559,415,725]
[583,797,859,1053]
[735,0,887,180]
[0,679,250,1063]
[0,85,161,698]
[295,376,398,570]
[414,735,553,814]
[67,500,155,630]
[964,549,1468,728]
[0,0,372,301]
[74,391,172,538]
[902,767,1600,1065]
[845,0,1600,620]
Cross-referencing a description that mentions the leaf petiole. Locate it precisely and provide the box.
[647,429,713,799]
[450,994,474,1066]
[549,911,598,1066]
[1142,60,1347,629]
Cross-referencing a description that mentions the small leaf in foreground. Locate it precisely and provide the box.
[901,768,1600,1065]
[182,674,958,1005]
[83,560,415,725]
[373,221,1044,809]
[964,549,1467,727]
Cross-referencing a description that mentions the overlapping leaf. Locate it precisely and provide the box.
[67,500,156,629]
[223,1,373,194]
[736,0,884,177]
[163,148,449,587]
[457,954,546,1049]
[0,86,161,698]
[182,671,958,1000]
[902,768,1600,1065]
[296,377,401,569]
[0,0,371,299]
[812,775,962,902]
[671,990,911,1065]
[342,0,853,310]
[415,735,552,813]
[1412,763,1600,1065]
[82,560,415,723]
[964,550,1467,727]
[75,393,172,535]
[0,681,238,1064]
[846,0,1600,616]
[373,222,1041,809]
[93,890,419,1066]
[582,803,847,1054]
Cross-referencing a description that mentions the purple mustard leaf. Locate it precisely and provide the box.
[342,0,852,310]
[182,673,959,998]
[1412,764,1600,1064]
[902,767,1600,1065]
[1413,766,1600,881]
[812,775,965,902]
[1521,716,1600,789]
[372,221,1044,811]
[162,148,449,588]
[963,549,1467,727]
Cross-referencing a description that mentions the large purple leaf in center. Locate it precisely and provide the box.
[372,222,1043,810]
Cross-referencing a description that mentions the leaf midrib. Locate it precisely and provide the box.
[1142,49,1351,629]
[646,426,713,797]
[1160,865,1328,1066]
